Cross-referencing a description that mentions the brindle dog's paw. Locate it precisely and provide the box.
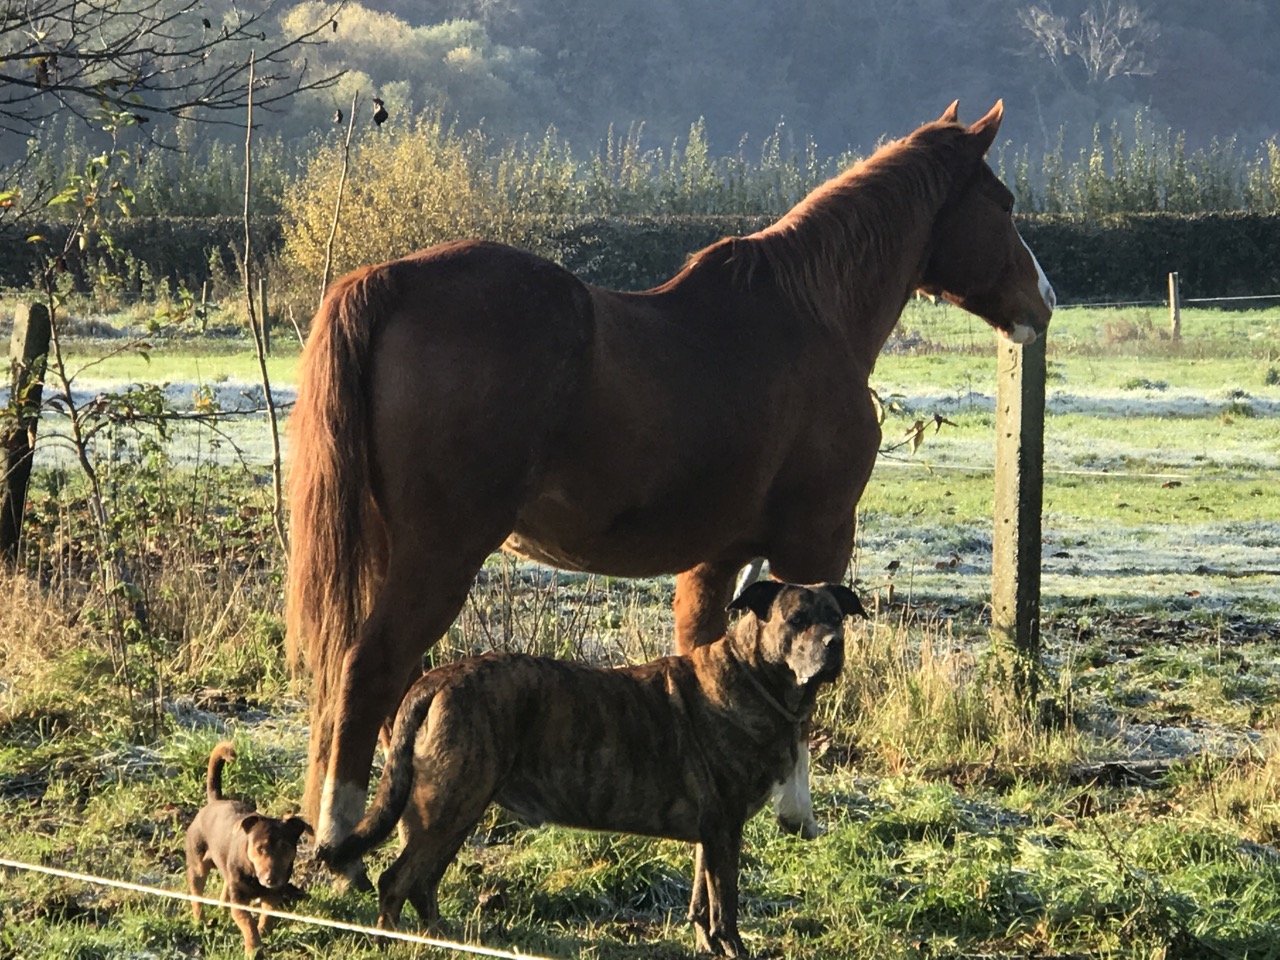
[776,812,822,840]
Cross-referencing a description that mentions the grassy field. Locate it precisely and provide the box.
[2,299,1279,959]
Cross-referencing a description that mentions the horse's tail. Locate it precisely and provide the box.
[206,741,237,802]
[286,265,394,820]
[325,672,444,868]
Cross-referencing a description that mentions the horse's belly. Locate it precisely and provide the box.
[502,532,597,573]
[507,478,758,577]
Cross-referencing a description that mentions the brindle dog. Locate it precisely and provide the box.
[322,580,865,958]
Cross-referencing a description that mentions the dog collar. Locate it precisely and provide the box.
[727,644,810,726]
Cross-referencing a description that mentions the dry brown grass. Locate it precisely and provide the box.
[0,567,89,688]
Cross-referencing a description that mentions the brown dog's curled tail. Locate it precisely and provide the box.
[324,673,444,868]
[206,741,237,802]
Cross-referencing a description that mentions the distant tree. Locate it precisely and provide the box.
[278,2,556,138]
[1019,0,1159,89]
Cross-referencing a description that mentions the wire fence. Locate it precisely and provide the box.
[0,856,552,960]
[1054,292,1280,309]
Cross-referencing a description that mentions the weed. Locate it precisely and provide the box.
[1119,376,1168,390]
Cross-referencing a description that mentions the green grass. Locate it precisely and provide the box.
[7,606,1280,960]
[55,339,300,388]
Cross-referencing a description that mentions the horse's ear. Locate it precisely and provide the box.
[967,100,1004,154]
[938,100,960,124]
[727,580,785,620]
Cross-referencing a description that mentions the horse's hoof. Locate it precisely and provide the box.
[330,860,374,894]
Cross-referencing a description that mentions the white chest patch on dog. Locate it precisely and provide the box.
[772,745,819,840]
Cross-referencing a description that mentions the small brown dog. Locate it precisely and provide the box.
[323,580,864,957]
[184,741,312,956]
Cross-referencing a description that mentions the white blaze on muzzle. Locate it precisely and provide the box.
[1019,230,1056,313]
[1001,230,1055,346]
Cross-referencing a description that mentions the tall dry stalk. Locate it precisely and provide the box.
[239,52,288,554]
[319,91,360,309]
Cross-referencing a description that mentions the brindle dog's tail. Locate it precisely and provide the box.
[325,673,444,868]
[206,741,237,802]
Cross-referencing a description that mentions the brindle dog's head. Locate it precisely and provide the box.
[728,581,866,688]
[240,814,313,891]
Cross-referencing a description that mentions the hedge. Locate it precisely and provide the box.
[3,212,1279,305]
[0,216,284,293]
[549,213,1280,305]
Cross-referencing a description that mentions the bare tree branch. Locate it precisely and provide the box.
[0,0,346,134]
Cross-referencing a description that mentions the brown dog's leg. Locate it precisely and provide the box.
[186,860,209,922]
[229,901,261,956]
[673,560,743,655]
[258,903,278,936]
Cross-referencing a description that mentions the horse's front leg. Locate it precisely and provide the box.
[672,560,746,655]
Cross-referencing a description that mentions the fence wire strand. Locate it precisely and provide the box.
[0,856,553,960]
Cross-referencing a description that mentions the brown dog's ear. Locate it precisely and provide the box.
[938,99,960,124]
[239,814,263,835]
[727,579,786,619]
[284,816,314,839]
[823,584,868,619]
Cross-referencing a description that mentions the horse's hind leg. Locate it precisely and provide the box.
[317,535,500,881]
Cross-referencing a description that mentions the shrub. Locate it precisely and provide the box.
[280,114,547,285]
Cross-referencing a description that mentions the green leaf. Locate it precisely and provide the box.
[47,186,80,206]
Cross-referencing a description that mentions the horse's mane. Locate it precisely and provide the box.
[686,120,968,325]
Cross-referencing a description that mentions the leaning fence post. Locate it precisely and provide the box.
[991,331,1046,706]
[2,302,52,563]
[1168,271,1181,340]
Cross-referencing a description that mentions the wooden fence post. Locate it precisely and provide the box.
[991,332,1046,702]
[2,302,52,563]
[1168,271,1181,339]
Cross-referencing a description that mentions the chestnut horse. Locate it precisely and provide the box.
[288,101,1055,870]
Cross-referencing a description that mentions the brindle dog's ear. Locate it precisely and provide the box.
[239,814,264,835]
[727,579,786,619]
[284,816,314,840]
[823,583,868,619]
